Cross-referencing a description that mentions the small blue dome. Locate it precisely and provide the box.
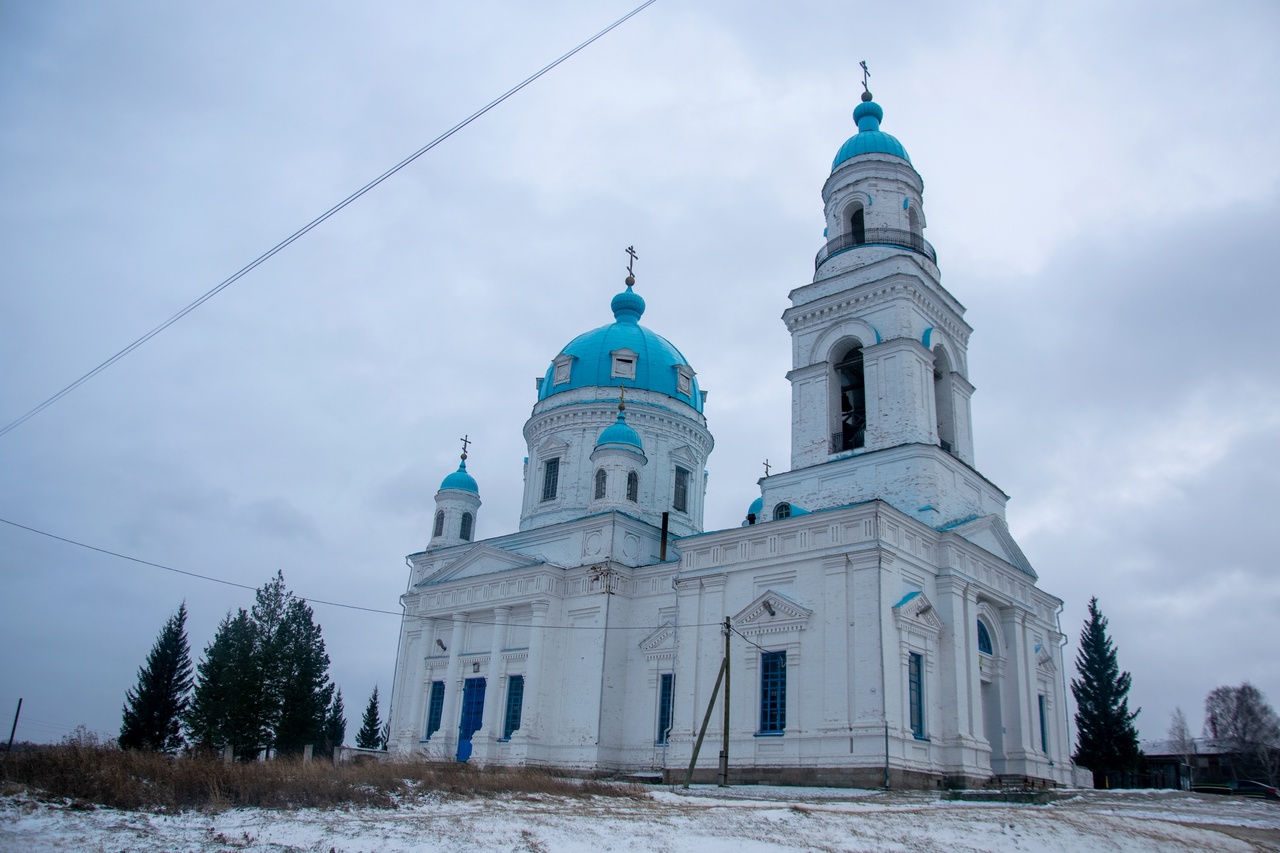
[440,459,478,493]
[832,97,910,170]
[539,285,703,413]
[596,409,643,451]
[747,497,763,517]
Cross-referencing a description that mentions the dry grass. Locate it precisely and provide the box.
[1,740,640,812]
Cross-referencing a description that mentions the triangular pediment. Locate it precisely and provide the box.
[639,621,675,652]
[892,590,943,632]
[1035,642,1056,673]
[949,515,1037,578]
[733,590,812,636]
[419,543,545,585]
[536,435,570,455]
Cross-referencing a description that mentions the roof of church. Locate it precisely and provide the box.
[832,94,911,169]
[439,458,478,493]
[537,284,703,413]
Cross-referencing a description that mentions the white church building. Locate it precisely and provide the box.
[387,88,1076,788]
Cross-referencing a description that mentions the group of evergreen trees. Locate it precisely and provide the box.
[119,572,351,759]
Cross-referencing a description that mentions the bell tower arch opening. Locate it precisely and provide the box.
[831,340,867,453]
[933,345,956,454]
[849,204,866,245]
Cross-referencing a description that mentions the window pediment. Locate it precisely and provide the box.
[553,353,575,386]
[892,590,942,634]
[733,590,812,636]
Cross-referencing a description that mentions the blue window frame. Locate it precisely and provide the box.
[425,680,445,738]
[760,651,786,734]
[657,673,674,744]
[977,621,993,655]
[1038,694,1048,753]
[502,675,525,740]
[909,652,925,739]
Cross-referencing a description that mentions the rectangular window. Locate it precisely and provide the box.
[657,673,674,744]
[541,458,559,502]
[425,680,445,739]
[760,651,786,734]
[908,652,925,739]
[1038,694,1048,753]
[502,675,525,740]
[673,466,690,513]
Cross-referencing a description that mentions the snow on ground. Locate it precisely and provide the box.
[3,786,1279,852]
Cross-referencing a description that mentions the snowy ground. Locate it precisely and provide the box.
[4,785,1279,852]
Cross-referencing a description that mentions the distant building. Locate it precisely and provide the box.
[388,89,1076,788]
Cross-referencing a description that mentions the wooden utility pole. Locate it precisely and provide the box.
[683,657,726,788]
[3,698,22,767]
[719,617,730,786]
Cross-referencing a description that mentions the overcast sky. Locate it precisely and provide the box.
[2,0,1278,750]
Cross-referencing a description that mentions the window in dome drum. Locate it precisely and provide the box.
[626,470,639,502]
[541,458,559,502]
[594,468,607,500]
[432,510,444,538]
[611,348,637,380]
[460,512,473,542]
[673,466,689,513]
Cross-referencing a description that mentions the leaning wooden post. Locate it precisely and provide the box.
[683,656,727,789]
[719,617,730,787]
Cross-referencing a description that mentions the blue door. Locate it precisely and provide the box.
[456,677,486,762]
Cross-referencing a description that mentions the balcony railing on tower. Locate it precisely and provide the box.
[815,227,936,269]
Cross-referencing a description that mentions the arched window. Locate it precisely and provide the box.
[773,503,792,520]
[977,620,993,655]
[626,470,639,502]
[850,205,866,245]
[460,512,473,542]
[933,346,956,454]
[833,344,866,452]
[432,510,445,538]
[908,206,922,252]
[594,468,607,500]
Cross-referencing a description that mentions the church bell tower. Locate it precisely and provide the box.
[768,83,998,528]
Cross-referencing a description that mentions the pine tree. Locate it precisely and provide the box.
[356,686,383,749]
[119,602,193,752]
[324,688,347,757]
[1071,597,1142,780]
[187,608,265,760]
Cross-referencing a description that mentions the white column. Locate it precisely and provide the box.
[520,601,550,745]
[438,612,467,757]
[476,606,511,758]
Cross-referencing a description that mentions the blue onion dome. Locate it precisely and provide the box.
[832,91,911,170]
[538,283,703,413]
[440,457,478,493]
[596,407,644,451]
[747,497,764,517]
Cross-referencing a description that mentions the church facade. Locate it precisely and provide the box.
[387,90,1076,788]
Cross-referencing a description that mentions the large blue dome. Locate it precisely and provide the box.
[538,285,703,413]
[832,97,911,170]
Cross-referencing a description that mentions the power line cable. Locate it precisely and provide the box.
[0,0,659,439]
[0,514,720,631]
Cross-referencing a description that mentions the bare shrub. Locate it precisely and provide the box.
[1,742,641,811]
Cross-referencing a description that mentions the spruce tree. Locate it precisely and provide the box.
[119,602,193,752]
[187,609,265,759]
[356,686,383,749]
[325,688,347,757]
[1071,597,1142,779]
[273,596,334,755]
